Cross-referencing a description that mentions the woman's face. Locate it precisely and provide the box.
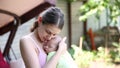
[37,24,61,43]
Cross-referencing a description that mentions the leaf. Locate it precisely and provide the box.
[112,42,119,47]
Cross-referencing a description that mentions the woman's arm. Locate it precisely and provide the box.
[44,37,67,68]
[20,37,41,68]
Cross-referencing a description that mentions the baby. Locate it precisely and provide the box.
[43,36,78,68]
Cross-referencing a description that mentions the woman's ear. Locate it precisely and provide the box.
[37,17,42,24]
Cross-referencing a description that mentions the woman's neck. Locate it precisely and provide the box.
[31,30,47,54]
[32,29,43,45]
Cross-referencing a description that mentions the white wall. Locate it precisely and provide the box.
[71,1,83,45]
[56,0,69,44]
[57,0,84,46]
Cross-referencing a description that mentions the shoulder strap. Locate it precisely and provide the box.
[27,36,41,51]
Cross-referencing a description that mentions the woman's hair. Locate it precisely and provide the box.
[31,7,64,32]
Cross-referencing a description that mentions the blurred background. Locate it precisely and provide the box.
[0,0,120,68]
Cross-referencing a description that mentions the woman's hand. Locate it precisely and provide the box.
[57,37,67,54]
[44,37,67,68]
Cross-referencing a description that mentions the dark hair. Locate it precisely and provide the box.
[31,7,64,32]
[31,21,38,32]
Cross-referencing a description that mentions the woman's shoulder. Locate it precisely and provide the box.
[20,33,35,44]
[20,33,31,40]
[20,33,34,47]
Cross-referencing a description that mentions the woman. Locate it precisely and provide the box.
[20,7,67,68]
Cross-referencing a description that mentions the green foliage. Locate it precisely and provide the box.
[69,45,94,68]
[65,0,77,3]
[109,42,120,62]
[95,47,112,62]
[79,0,120,26]
[79,0,107,21]
[69,45,112,68]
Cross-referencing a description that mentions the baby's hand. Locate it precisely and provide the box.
[57,37,67,54]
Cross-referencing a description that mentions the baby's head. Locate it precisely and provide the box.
[43,36,62,54]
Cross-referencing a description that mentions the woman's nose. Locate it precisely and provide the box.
[48,36,52,40]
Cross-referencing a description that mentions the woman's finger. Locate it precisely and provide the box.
[61,37,67,42]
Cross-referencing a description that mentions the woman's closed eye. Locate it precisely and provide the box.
[46,29,56,36]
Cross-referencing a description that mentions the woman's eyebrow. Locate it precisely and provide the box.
[46,29,54,35]
[45,29,50,33]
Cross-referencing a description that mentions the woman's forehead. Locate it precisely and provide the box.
[44,24,61,34]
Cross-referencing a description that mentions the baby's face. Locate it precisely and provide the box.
[43,38,58,54]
